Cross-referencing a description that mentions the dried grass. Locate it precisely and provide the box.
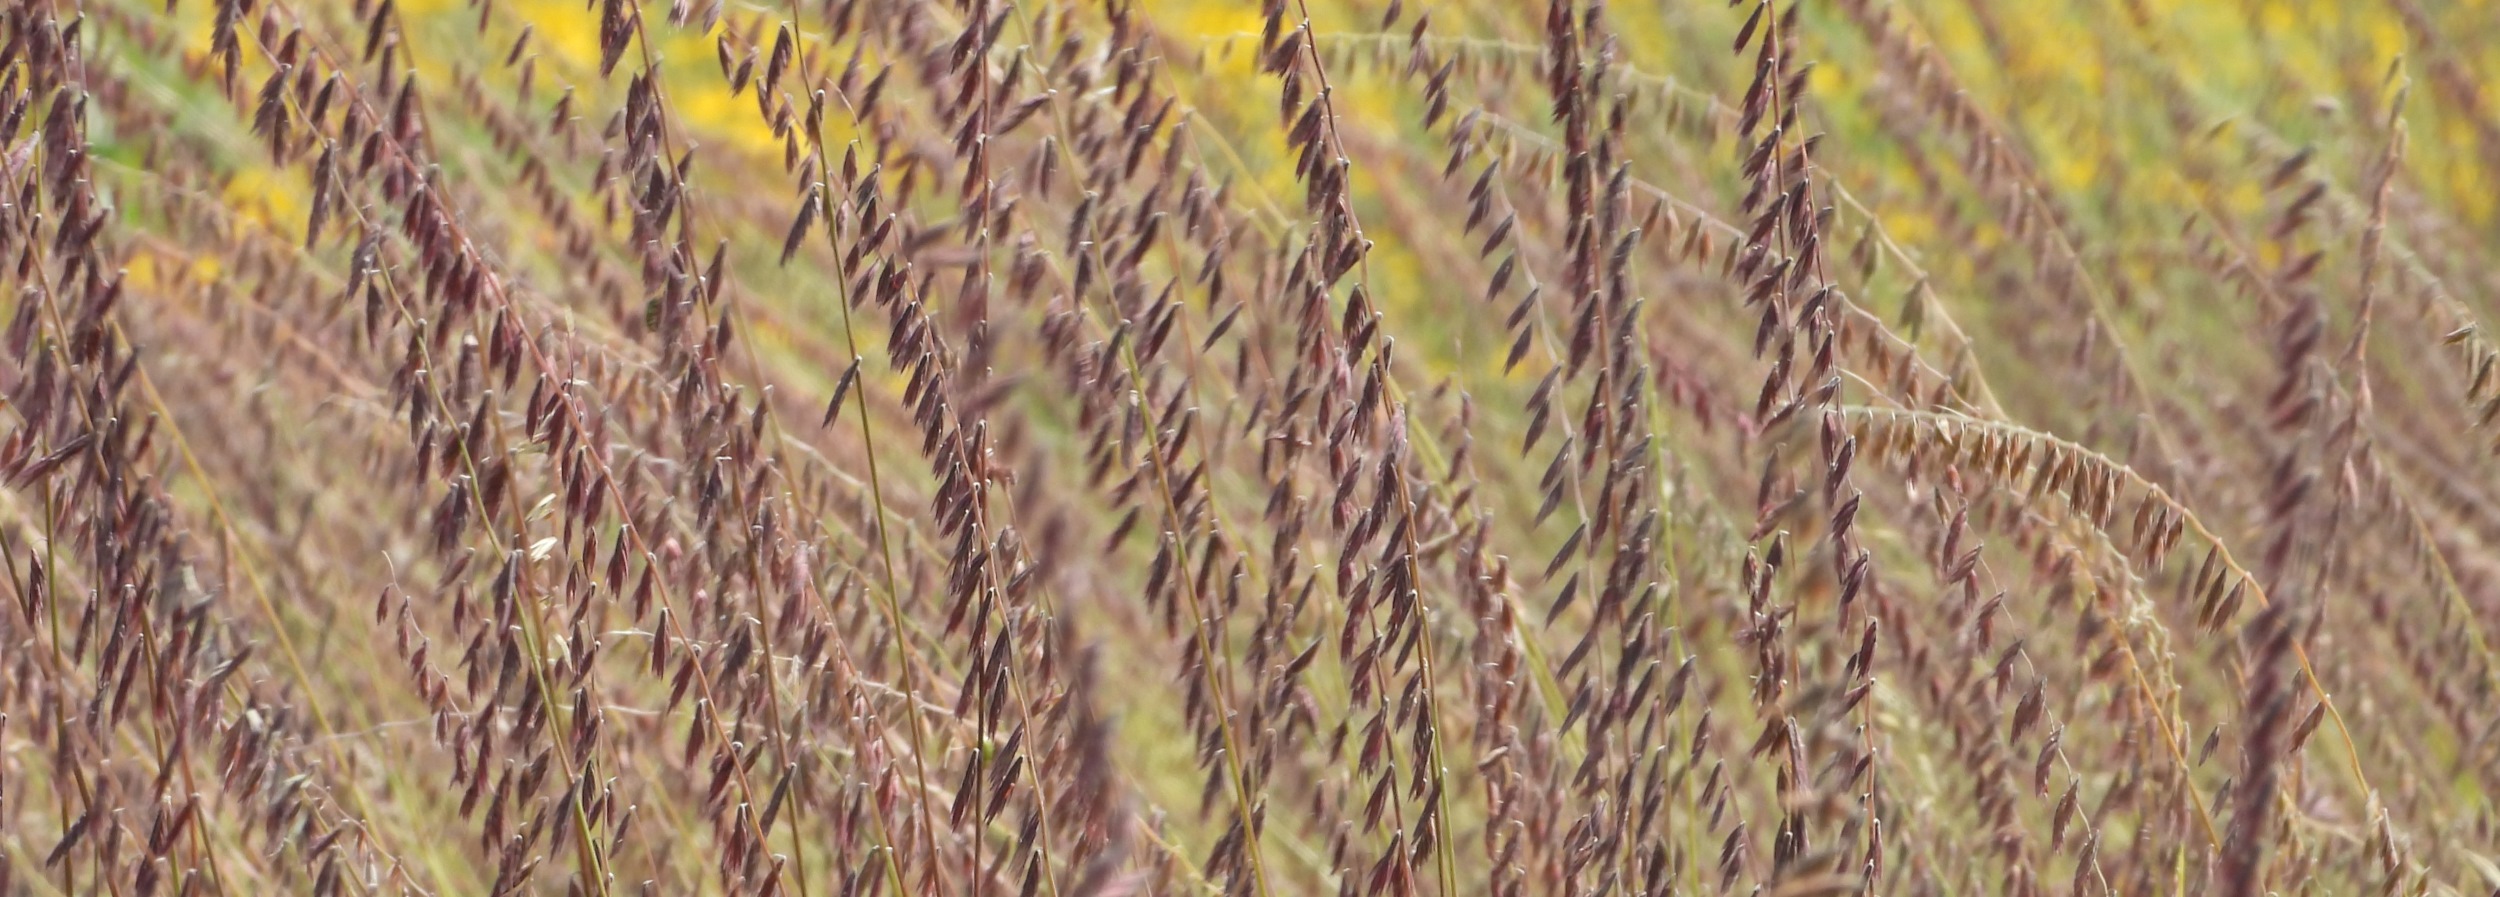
[2,0,2497,894]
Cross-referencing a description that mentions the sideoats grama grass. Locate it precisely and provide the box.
[1,0,2497,894]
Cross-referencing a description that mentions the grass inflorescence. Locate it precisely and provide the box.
[2,0,2499,894]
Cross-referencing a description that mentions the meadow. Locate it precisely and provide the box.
[2,0,2499,893]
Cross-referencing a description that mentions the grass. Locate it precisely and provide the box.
[3,0,2500,894]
